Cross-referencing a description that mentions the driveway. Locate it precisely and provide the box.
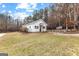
[0,33,6,38]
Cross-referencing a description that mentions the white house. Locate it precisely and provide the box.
[22,19,47,32]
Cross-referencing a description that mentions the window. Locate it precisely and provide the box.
[35,26,38,29]
[43,26,45,29]
[29,26,31,28]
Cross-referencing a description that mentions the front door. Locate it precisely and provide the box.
[39,23,43,32]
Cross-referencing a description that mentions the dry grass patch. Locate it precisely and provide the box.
[0,32,79,56]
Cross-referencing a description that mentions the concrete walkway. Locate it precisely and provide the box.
[0,33,6,38]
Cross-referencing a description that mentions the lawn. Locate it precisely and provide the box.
[0,32,79,56]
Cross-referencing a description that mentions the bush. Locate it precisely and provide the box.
[20,27,28,32]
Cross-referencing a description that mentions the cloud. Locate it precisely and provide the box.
[16,3,29,9]
[26,9,34,12]
[2,4,5,8]
[8,10,12,14]
[16,3,37,12]
[13,12,29,19]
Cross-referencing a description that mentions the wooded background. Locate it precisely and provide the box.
[0,3,79,32]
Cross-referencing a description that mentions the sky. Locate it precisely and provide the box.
[0,3,49,19]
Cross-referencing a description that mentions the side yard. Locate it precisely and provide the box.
[0,32,79,56]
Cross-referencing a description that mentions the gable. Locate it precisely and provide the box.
[26,19,47,26]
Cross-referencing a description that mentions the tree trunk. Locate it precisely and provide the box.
[66,18,68,31]
[73,4,77,30]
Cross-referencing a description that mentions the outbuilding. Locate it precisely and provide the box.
[22,19,47,32]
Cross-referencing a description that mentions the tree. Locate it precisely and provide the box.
[43,7,48,23]
[32,10,38,21]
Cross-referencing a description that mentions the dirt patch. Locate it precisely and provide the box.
[53,32,79,37]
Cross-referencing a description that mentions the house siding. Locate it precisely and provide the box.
[23,19,47,32]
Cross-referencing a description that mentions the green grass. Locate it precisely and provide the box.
[0,32,79,56]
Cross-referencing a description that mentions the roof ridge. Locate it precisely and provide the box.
[26,19,45,25]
